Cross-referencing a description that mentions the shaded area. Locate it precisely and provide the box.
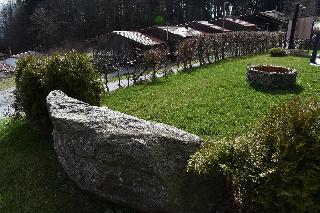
[250,84,304,95]
[0,119,134,212]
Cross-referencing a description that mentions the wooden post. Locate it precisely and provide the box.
[288,4,301,49]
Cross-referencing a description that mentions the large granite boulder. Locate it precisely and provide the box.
[46,90,227,212]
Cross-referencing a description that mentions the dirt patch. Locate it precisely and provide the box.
[253,65,291,73]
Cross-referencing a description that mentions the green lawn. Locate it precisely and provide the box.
[0,54,319,212]
[0,76,15,91]
[103,54,320,141]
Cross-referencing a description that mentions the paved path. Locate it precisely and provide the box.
[106,63,200,92]
[107,72,167,92]
[0,87,15,119]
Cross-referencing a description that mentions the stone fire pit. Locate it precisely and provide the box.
[247,65,297,89]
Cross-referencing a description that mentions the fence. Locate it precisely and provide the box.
[93,31,286,91]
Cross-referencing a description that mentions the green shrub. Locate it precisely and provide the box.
[188,98,320,212]
[15,51,104,133]
[270,47,287,57]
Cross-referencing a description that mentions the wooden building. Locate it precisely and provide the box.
[210,18,257,31]
[240,12,287,32]
[140,26,206,53]
[141,26,205,43]
[87,17,272,57]
[88,31,166,53]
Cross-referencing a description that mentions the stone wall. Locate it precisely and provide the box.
[247,65,297,89]
[46,90,227,213]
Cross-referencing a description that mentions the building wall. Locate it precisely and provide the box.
[140,27,183,54]
[240,13,286,32]
[140,28,183,43]
[91,34,148,53]
[287,16,317,40]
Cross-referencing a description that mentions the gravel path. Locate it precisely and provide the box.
[0,87,15,119]
[106,62,200,91]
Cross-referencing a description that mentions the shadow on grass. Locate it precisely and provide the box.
[180,64,212,75]
[136,77,168,87]
[251,84,304,95]
[180,66,197,74]
[180,58,240,75]
[0,118,135,213]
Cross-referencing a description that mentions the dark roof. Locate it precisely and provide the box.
[240,13,287,25]
[113,31,166,46]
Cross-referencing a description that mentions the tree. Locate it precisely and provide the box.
[0,0,313,53]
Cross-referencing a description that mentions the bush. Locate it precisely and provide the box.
[176,32,286,69]
[188,98,320,212]
[177,39,195,69]
[270,47,287,57]
[143,47,169,80]
[15,51,104,133]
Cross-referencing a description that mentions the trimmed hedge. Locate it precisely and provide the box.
[15,51,104,133]
[188,98,320,212]
[270,47,287,57]
[178,32,286,67]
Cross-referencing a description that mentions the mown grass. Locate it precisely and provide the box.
[0,119,132,212]
[0,76,15,91]
[0,54,319,212]
[103,54,320,141]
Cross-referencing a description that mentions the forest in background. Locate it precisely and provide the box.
[0,0,319,53]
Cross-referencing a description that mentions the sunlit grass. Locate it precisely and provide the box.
[0,76,15,91]
[1,54,319,212]
[103,54,320,141]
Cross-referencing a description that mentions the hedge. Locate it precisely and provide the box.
[15,51,104,134]
[188,98,320,212]
[177,31,286,67]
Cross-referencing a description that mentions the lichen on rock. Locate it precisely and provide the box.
[47,90,226,213]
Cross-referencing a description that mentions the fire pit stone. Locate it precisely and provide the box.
[247,65,297,89]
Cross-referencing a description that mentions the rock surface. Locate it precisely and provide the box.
[0,87,15,119]
[46,90,226,213]
[247,65,297,89]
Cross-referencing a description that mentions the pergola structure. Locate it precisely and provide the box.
[240,12,287,32]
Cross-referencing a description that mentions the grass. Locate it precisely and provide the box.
[0,76,15,91]
[103,54,320,141]
[0,119,132,212]
[0,54,319,212]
